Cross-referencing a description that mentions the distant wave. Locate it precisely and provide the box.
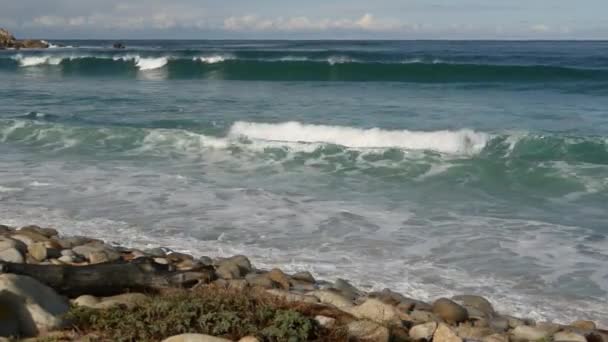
[1,54,607,81]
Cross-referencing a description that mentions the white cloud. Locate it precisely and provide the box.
[223,13,405,32]
[530,24,550,33]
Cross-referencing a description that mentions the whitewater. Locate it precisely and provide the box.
[1,40,607,326]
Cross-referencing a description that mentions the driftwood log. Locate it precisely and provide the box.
[0,258,216,297]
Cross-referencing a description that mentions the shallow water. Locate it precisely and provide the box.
[1,40,607,324]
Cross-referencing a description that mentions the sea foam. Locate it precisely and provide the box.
[229,121,490,155]
[13,55,64,67]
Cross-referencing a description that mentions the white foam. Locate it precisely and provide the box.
[13,55,64,67]
[134,57,168,71]
[194,55,233,64]
[327,55,356,65]
[229,121,490,155]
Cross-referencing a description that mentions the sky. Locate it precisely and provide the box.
[1,0,607,40]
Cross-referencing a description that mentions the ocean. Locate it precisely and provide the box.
[1,40,607,324]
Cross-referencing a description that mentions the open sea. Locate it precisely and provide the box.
[1,40,607,324]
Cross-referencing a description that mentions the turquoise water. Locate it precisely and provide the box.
[1,40,607,324]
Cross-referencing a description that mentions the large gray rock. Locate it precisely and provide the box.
[432,298,468,324]
[0,274,69,336]
[452,295,495,317]
[347,320,390,342]
[553,331,587,342]
[332,278,361,300]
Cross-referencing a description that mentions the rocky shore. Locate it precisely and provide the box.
[0,223,605,341]
[0,28,49,49]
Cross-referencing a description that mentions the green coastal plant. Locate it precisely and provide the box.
[64,286,345,342]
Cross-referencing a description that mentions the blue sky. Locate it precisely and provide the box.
[1,0,607,39]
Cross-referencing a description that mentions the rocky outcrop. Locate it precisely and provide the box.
[0,28,49,49]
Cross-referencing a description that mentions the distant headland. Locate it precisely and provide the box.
[0,28,49,49]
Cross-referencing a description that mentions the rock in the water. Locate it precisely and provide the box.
[453,295,494,318]
[511,325,551,342]
[0,274,69,336]
[489,316,510,332]
[346,298,405,325]
[432,298,468,324]
[554,331,587,342]
[162,334,232,342]
[332,278,361,300]
[19,226,57,238]
[347,320,390,342]
[409,321,438,341]
[311,289,353,308]
[113,42,126,49]
[569,320,596,330]
[291,271,316,283]
[434,323,463,342]
[0,247,24,263]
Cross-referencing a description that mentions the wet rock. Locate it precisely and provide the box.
[332,278,361,300]
[291,271,316,283]
[370,288,409,306]
[347,320,390,342]
[0,274,69,336]
[409,321,437,341]
[432,298,468,324]
[0,247,24,263]
[0,292,20,337]
[346,298,406,325]
[166,252,193,263]
[511,325,551,342]
[0,224,13,234]
[143,247,167,257]
[315,315,336,328]
[554,331,587,342]
[311,289,353,308]
[290,279,316,292]
[52,236,100,249]
[198,256,213,265]
[570,320,596,330]
[434,323,463,342]
[162,334,232,342]
[505,316,527,329]
[17,39,49,49]
[112,42,126,49]
[268,268,291,289]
